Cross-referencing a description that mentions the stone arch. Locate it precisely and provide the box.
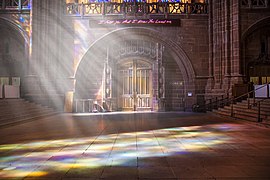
[0,17,30,48]
[241,16,270,42]
[0,17,30,97]
[74,27,195,85]
[74,27,196,111]
[241,16,270,83]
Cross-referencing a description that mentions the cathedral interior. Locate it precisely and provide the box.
[1,0,270,179]
[1,0,270,113]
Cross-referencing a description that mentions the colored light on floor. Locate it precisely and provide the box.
[0,123,238,178]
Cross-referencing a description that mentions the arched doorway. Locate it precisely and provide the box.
[117,59,152,111]
[74,40,160,112]
[74,28,195,112]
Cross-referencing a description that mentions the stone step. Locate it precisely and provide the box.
[0,99,30,106]
[0,98,59,127]
[244,99,270,105]
[233,109,267,119]
[214,110,260,122]
[0,109,55,122]
[216,107,266,119]
[241,102,270,108]
[213,109,231,116]
[0,99,24,102]
[222,105,270,116]
[0,108,54,120]
[0,104,44,113]
[223,102,270,112]
[233,113,259,122]
[262,117,270,125]
[213,98,270,123]
[248,107,270,115]
[0,112,59,127]
[217,106,230,112]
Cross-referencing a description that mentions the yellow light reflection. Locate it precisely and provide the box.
[0,123,240,178]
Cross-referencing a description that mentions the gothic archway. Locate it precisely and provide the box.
[241,17,270,85]
[0,18,29,98]
[74,27,195,112]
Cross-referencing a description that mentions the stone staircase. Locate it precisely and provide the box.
[0,98,59,127]
[213,98,270,125]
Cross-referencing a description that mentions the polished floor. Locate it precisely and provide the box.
[0,112,270,179]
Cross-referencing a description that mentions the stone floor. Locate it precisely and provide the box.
[0,112,270,179]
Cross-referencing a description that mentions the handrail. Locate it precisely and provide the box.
[201,83,270,123]
[233,83,269,102]
[229,83,269,114]
[252,99,266,122]
[196,83,270,112]
[74,98,111,113]
[204,93,229,110]
[250,97,270,122]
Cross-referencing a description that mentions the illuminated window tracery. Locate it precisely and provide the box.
[65,0,208,16]
[66,0,206,3]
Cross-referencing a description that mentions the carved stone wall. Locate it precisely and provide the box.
[206,0,241,98]
[13,0,270,110]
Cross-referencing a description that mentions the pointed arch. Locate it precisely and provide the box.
[74,27,195,85]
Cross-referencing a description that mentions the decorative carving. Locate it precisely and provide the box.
[113,40,158,60]
[241,0,268,8]
[0,0,30,10]
[84,3,102,14]
[156,43,165,99]
[65,2,208,17]
[104,47,112,99]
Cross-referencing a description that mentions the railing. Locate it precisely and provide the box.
[66,2,208,17]
[229,84,269,121]
[74,98,112,113]
[206,93,230,111]
[254,98,270,122]
[196,83,270,123]
[193,93,230,112]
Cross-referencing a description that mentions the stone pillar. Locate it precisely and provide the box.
[26,0,75,110]
[229,0,243,85]
[152,58,159,111]
[206,0,214,91]
[64,77,76,112]
[155,43,166,111]
[206,0,242,97]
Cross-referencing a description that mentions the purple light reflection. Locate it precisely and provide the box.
[0,123,240,178]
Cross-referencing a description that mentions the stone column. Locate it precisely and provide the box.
[154,43,166,111]
[26,0,75,111]
[206,0,242,97]
[230,0,243,85]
